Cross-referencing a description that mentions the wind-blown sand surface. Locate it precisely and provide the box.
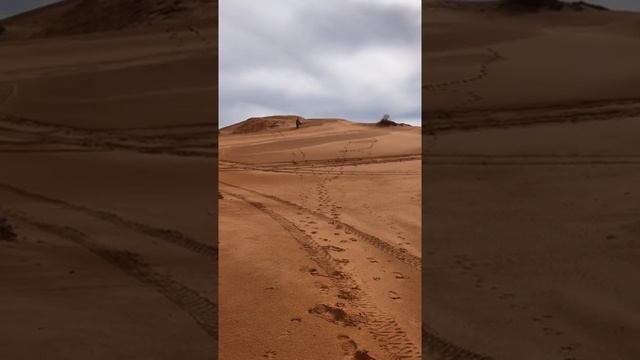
[219,117,421,359]
[0,1,217,359]
[424,1,640,359]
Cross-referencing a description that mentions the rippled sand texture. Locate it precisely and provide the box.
[423,1,640,359]
[0,1,218,359]
[219,117,421,359]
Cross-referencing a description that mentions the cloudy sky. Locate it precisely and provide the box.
[578,0,640,10]
[219,0,422,127]
[0,0,59,19]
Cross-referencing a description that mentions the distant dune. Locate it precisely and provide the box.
[0,0,216,39]
[423,0,640,132]
[220,115,415,136]
[220,115,307,135]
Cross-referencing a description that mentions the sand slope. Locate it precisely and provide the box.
[220,118,421,359]
[0,1,217,359]
[424,2,640,359]
[424,2,640,133]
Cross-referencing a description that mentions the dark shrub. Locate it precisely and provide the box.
[500,0,563,10]
[0,217,17,242]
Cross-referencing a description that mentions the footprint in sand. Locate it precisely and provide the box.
[560,345,574,352]
[388,291,401,300]
[263,350,277,359]
[392,272,404,280]
[323,245,346,252]
[301,267,322,276]
[366,257,378,264]
[337,335,376,360]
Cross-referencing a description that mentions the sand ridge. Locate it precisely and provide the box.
[220,117,421,359]
[424,2,640,359]
[0,1,218,359]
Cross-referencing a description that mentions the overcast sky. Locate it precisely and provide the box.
[219,0,422,127]
[574,0,640,10]
[0,0,59,19]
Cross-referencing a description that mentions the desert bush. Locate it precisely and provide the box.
[500,0,563,10]
[0,217,17,242]
[377,114,399,127]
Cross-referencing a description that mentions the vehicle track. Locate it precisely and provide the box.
[0,183,217,258]
[222,190,420,360]
[219,153,419,169]
[0,112,216,157]
[423,97,640,134]
[219,154,420,176]
[0,84,17,109]
[4,209,217,339]
[219,181,420,270]
[219,166,417,176]
[422,326,494,360]
[424,154,640,166]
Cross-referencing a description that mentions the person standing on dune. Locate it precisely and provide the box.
[296,117,302,129]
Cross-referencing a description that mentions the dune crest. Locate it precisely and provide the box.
[0,0,216,39]
[220,115,307,135]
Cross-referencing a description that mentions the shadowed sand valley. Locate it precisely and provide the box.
[0,1,217,359]
[424,1,640,359]
[219,116,421,359]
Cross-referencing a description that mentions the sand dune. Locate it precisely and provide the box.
[424,2,640,359]
[219,117,421,359]
[0,0,216,39]
[424,1,640,133]
[0,1,217,359]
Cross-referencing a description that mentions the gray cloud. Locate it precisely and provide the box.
[0,0,59,19]
[219,0,421,127]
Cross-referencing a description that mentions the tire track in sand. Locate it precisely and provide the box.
[4,210,217,339]
[0,84,17,109]
[222,190,420,360]
[220,181,420,270]
[0,113,216,158]
[423,97,640,134]
[422,326,494,360]
[0,183,217,258]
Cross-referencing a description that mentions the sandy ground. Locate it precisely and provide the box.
[0,3,217,359]
[423,2,640,359]
[219,118,421,359]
